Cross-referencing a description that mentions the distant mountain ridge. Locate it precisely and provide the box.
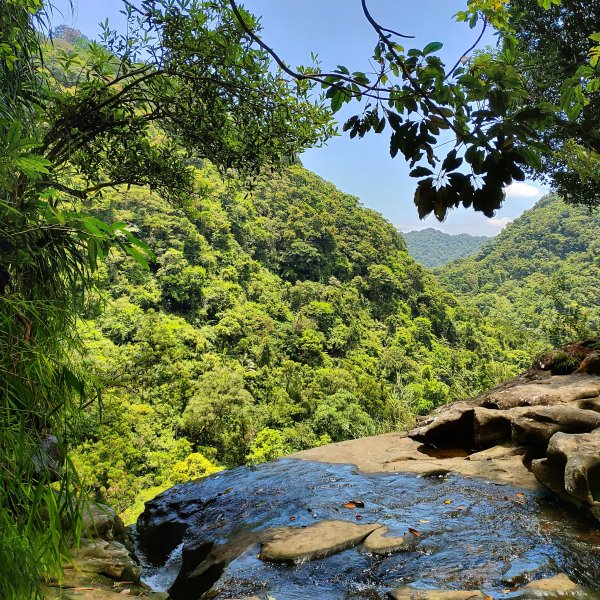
[437,194,600,351]
[402,228,493,268]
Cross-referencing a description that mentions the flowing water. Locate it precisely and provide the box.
[136,458,600,599]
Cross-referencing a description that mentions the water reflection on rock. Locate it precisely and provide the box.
[134,458,600,600]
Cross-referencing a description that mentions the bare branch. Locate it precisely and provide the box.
[228,0,389,97]
[445,19,487,80]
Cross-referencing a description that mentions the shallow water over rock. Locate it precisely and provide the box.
[134,458,600,600]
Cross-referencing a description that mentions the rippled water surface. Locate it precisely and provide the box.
[137,458,600,599]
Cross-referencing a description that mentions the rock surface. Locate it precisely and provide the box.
[362,526,413,555]
[532,428,600,521]
[524,573,579,591]
[388,589,485,599]
[404,372,600,522]
[297,370,600,524]
[293,432,541,490]
[69,539,141,581]
[387,574,591,599]
[44,501,147,599]
[259,520,380,562]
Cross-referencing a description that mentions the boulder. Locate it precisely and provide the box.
[259,520,381,563]
[577,351,600,375]
[511,406,600,455]
[524,573,578,591]
[362,527,414,555]
[506,573,599,598]
[532,429,600,520]
[33,434,62,481]
[82,502,127,545]
[69,539,141,582]
[169,529,282,600]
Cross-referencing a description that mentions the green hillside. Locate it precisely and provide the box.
[438,195,600,352]
[403,228,493,268]
[73,163,526,522]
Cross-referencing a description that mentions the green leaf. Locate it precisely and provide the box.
[442,150,463,172]
[126,246,150,270]
[423,41,443,55]
[330,90,344,113]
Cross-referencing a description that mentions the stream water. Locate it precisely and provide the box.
[136,458,600,599]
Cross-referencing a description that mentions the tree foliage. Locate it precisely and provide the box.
[72,161,529,522]
[0,1,333,596]
[403,228,492,268]
[230,0,600,218]
[438,194,600,350]
[507,0,600,206]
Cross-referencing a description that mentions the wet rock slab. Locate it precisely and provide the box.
[134,459,600,600]
[362,526,413,555]
[388,590,485,599]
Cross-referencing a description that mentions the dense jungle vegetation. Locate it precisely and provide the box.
[2,0,600,597]
[438,195,600,352]
[403,228,493,268]
[74,162,528,523]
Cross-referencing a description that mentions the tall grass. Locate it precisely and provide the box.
[1,2,88,593]
[0,294,86,598]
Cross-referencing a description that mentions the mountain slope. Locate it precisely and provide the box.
[438,195,600,351]
[403,228,493,268]
[74,163,525,521]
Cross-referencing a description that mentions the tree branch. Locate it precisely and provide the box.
[228,0,390,97]
[445,18,487,80]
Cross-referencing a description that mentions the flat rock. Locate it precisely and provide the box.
[259,520,381,563]
[507,572,599,598]
[481,375,600,410]
[362,526,413,555]
[524,573,578,591]
[388,588,485,599]
[292,434,541,490]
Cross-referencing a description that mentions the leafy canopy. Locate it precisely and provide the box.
[0,0,333,596]
[230,0,600,219]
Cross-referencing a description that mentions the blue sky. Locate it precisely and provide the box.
[49,0,546,235]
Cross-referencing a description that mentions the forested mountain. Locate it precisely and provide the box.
[5,0,600,597]
[74,163,527,522]
[438,195,600,352]
[403,228,493,268]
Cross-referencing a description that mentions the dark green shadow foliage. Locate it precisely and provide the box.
[403,228,493,268]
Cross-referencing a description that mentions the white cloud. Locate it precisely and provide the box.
[488,217,512,229]
[504,182,541,198]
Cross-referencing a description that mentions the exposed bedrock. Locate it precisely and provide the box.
[408,372,600,523]
[532,429,600,521]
